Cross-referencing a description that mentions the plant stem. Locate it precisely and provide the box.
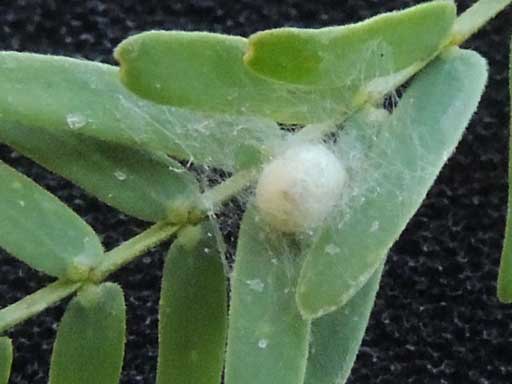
[0,281,82,333]
[451,0,512,45]
[201,168,259,211]
[90,222,181,282]
[0,169,256,333]
[0,224,181,333]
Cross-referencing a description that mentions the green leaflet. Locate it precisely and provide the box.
[225,207,310,384]
[498,37,512,303]
[0,52,281,171]
[49,283,126,384]
[297,48,488,319]
[0,337,13,384]
[304,263,384,384]
[245,1,455,87]
[0,123,200,223]
[157,222,227,384]
[0,162,103,280]
[116,31,396,125]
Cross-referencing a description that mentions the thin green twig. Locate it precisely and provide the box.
[451,0,512,45]
[90,222,182,282]
[0,281,82,334]
[201,168,259,211]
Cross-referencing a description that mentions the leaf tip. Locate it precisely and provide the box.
[497,254,512,304]
[0,337,13,384]
[242,40,255,66]
[497,287,512,304]
[295,286,339,320]
[245,28,322,85]
[114,32,150,93]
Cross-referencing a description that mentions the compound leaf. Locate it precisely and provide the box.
[297,48,488,318]
[245,1,455,87]
[304,263,384,384]
[0,162,103,279]
[114,32,381,124]
[49,283,126,384]
[0,123,200,223]
[115,2,455,124]
[225,207,310,384]
[157,222,227,384]
[0,337,12,384]
[0,52,280,171]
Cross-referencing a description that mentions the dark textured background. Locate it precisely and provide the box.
[0,0,511,383]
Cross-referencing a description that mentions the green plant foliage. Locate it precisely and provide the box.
[497,37,512,303]
[0,52,281,171]
[1,1,510,382]
[49,283,126,384]
[304,263,384,384]
[245,1,455,86]
[0,123,200,223]
[0,337,12,384]
[115,30,332,124]
[114,2,457,124]
[115,27,422,125]
[297,48,489,319]
[157,222,227,384]
[225,207,310,384]
[0,161,103,280]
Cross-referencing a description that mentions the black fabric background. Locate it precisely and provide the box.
[0,1,511,383]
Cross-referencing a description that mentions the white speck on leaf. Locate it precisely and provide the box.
[246,279,265,292]
[66,113,88,130]
[169,165,185,173]
[325,244,340,255]
[258,339,268,349]
[114,171,127,181]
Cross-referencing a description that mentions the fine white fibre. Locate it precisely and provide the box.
[255,143,347,233]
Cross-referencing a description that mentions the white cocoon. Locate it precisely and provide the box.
[255,143,347,233]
